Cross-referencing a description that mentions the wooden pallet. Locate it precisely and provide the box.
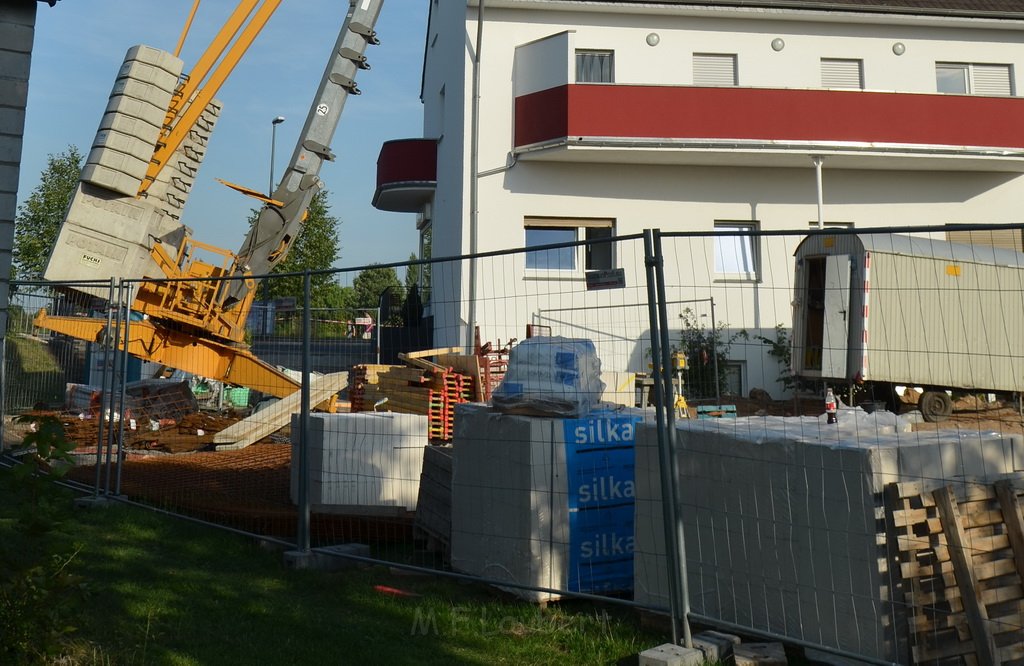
[887,479,1024,664]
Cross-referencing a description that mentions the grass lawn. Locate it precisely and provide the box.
[11,494,666,665]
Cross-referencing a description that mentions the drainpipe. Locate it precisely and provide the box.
[467,0,485,348]
[813,155,824,229]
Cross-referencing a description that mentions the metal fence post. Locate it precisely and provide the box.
[94,277,116,497]
[297,270,312,552]
[115,279,132,496]
[643,229,684,645]
[103,280,126,496]
[653,229,692,648]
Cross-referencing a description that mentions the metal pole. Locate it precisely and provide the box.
[270,115,285,195]
[710,296,720,405]
[813,155,824,229]
[115,281,133,496]
[0,336,6,454]
[103,283,125,496]
[94,277,116,497]
[643,229,683,646]
[297,271,312,552]
[653,230,693,648]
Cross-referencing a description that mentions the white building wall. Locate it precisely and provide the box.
[425,2,1024,393]
[0,2,36,339]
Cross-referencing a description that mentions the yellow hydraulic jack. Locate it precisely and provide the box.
[672,351,689,418]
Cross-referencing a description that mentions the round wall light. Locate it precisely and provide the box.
[646,32,660,47]
[892,42,906,56]
[771,38,785,52]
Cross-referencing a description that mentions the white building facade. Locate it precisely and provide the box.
[373,0,1024,396]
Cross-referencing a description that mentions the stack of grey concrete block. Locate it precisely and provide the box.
[83,45,181,197]
[633,414,1024,663]
[290,412,428,515]
[42,45,219,298]
[449,403,569,603]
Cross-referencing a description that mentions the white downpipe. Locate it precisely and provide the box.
[467,1,484,349]
[813,155,824,229]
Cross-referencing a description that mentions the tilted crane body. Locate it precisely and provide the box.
[34,0,384,401]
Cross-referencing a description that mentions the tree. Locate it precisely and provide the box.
[259,189,343,308]
[351,265,402,322]
[13,146,82,282]
[404,253,419,291]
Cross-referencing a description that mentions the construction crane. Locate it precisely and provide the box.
[34,0,384,402]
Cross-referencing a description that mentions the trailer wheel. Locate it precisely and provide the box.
[919,391,953,423]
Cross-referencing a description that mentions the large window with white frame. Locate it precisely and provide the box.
[820,58,864,89]
[575,50,614,83]
[713,221,759,281]
[936,63,1013,96]
[524,217,615,274]
[693,53,737,86]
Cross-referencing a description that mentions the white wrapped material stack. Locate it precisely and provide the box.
[491,336,605,417]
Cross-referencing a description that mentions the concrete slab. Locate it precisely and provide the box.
[734,642,788,665]
[638,643,704,666]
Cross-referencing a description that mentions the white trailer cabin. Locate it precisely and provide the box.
[791,232,1024,421]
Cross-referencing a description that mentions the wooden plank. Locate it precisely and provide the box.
[403,346,462,359]
[398,353,447,372]
[933,484,1000,665]
[212,371,348,450]
[377,366,432,382]
[994,480,1024,584]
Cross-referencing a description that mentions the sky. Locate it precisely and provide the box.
[19,0,429,273]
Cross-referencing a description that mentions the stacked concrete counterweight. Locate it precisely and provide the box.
[83,45,181,197]
[42,45,213,299]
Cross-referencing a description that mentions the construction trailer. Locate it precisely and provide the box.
[791,232,1024,421]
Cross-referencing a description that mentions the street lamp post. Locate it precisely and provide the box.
[270,115,285,195]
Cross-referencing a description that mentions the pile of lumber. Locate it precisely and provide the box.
[349,348,478,442]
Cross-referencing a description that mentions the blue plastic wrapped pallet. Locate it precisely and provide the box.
[491,336,605,417]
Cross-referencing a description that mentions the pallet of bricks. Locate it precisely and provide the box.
[348,347,479,442]
[886,477,1024,664]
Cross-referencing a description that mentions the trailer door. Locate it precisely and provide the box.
[821,255,851,378]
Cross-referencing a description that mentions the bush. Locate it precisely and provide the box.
[0,415,87,663]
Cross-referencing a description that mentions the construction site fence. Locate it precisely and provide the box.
[4,224,1024,663]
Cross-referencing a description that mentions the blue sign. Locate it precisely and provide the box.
[563,412,642,593]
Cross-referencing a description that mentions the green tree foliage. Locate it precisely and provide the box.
[259,189,344,308]
[404,253,419,291]
[676,308,743,400]
[13,146,83,282]
[0,415,86,662]
[352,265,402,324]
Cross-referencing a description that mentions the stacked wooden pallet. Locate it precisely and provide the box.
[349,348,477,442]
[886,478,1024,664]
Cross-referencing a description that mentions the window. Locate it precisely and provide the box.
[576,50,614,83]
[821,58,863,89]
[947,227,1024,252]
[714,222,758,280]
[807,221,854,229]
[524,217,615,273]
[693,53,737,86]
[936,63,1013,96]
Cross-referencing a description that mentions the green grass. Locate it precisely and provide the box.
[20,499,664,665]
